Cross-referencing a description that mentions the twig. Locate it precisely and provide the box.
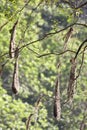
[75,1,87,9]
[19,23,76,51]
[1,22,87,59]
[0,52,8,58]
[80,115,86,130]
[20,0,43,39]
[26,46,39,55]
[57,0,75,9]
[80,107,87,130]
[76,23,87,28]
[34,94,44,122]
[18,0,31,13]
[38,49,76,58]
[26,94,43,130]
[0,0,31,31]
[75,46,86,80]
[74,39,87,59]
[20,22,87,52]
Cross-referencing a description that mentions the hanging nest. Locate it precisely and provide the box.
[67,57,76,103]
[9,20,18,58]
[64,27,73,50]
[54,75,61,120]
[12,58,19,94]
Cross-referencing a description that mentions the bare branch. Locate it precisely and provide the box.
[0,0,31,31]
[76,23,87,28]
[38,49,76,58]
[19,0,43,45]
[0,52,8,58]
[34,94,44,122]
[1,21,87,59]
[19,23,76,51]
[18,0,31,13]
[58,0,75,8]
[75,46,86,80]
[80,107,87,130]
[74,39,87,59]
[26,46,39,55]
[75,1,87,9]
[26,94,43,130]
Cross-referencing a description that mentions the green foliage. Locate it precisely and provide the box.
[0,0,87,130]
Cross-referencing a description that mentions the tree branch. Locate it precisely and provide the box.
[26,46,39,55]
[19,23,76,51]
[1,22,87,59]
[38,50,76,58]
[0,0,31,31]
[75,46,86,80]
[74,39,87,59]
[75,1,87,9]
[76,23,87,28]
[19,22,87,51]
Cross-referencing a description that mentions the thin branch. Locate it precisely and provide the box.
[20,22,87,51]
[75,1,87,9]
[1,21,87,59]
[0,52,8,58]
[18,0,43,44]
[74,39,87,59]
[58,0,75,8]
[19,23,76,51]
[38,50,76,58]
[18,0,31,13]
[34,94,44,122]
[0,0,31,31]
[76,23,87,28]
[75,46,86,80]
[0,21,10,31]
[80,107,87,130]
[26,94,43,130]
[26,46,39,55]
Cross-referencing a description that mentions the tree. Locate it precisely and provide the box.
[0,0,87,129]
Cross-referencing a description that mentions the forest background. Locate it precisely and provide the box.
[0,0,87,130]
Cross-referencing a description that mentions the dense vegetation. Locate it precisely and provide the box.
[0,0,87,130]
